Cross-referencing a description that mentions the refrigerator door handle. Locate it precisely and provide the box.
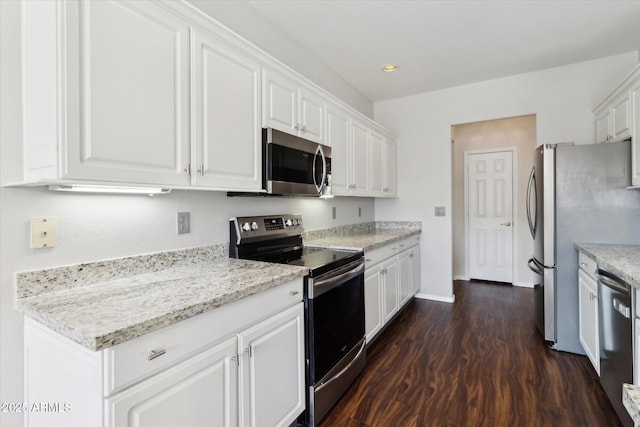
[528,258,544,275]
[526,167,536,238]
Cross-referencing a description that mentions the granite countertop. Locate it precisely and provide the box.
[15,245,307,351]
[304,221,422,251]
[15,221,420,352]
[624,384,640,425]
[574,243,640,289]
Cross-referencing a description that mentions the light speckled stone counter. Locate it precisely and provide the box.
[575,243,640,289]
[624,383,640,424]
[304,221,421,251]
[15,245,307,351]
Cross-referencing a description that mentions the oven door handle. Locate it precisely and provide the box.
[316,339,366,391]
[310,259,364,298]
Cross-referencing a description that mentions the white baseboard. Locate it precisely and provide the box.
[415,293,455,303]
[513,281,534,288]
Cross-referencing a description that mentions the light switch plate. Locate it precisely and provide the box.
[31,218,57,248]
[434,206,446,217]
[177,212,190,234]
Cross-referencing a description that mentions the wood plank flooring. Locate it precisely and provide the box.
[320,280,621,427]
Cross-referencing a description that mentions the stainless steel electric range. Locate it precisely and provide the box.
[229,214,366,426]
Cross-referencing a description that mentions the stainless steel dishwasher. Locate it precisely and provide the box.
[596,268,634,427]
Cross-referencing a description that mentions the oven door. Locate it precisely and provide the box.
[264,128,331,195]
[307,259,365,384]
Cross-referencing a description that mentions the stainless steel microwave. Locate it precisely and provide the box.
[263,128,332,197]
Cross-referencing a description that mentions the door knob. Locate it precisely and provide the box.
[501,221,511,226]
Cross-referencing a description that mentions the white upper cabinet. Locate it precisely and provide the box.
[16,0,396,194]
[263,68,325,144]
[593,65,639,144]
[384,139,397,196]
[351,119,370,194]
[369,131,385,195]
[326,102,351,194]
[369,131,397,197]
[22,0,191,186]
[191,27,262,191]
[631,78,640,186]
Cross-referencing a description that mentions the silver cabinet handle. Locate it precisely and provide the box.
[365,258,372,262]
[197,165,205,176]
[589,292,598,301]
[148,349,166,361]
[289,290,299,296]
[500,221,511,226]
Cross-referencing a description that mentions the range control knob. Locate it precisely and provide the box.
[298,218,303,226]
[285,219,293,227]
[251,222,259,230]
[241,222,251,232]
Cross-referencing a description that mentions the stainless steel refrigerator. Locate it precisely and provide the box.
[526,140,640,353]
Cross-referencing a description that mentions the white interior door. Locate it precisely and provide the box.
[468,150,514,283]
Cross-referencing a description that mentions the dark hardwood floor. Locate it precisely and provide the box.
[320,280,621,427]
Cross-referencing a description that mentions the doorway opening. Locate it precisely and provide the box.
[451,115,537,287]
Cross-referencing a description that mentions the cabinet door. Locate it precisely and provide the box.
[398,250,412,308]
[611,94,631,142]
[631,80,640,186]
[382,258,399,323]
[595,109,611,144]
[106,337,238,427]
[63,1,190,185]
[578,269,599,375]
[351,120,370,194]
[410,245,421,295]
[192,28,262,190]
[326,102,351,195]
[263,69,298,135]
[299,87,324,143]
[384,140,397,196]
[237,304,305,427]
[364,265,383,343]
[369,131,385,196]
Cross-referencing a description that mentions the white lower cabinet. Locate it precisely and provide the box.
[364,236,421,343]
[24,280,305,427]
[237,304,305,427]
[382,258,399,324]
[578,252,599,375]
[364,266,384,344]
[106,338,238,427]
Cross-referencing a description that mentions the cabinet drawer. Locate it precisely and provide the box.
[103,278,302,395]
[365,245,397,268]
[365,235,420,268]
[396,236,420,253]
[578,251,597,279]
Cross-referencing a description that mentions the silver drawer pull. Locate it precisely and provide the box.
[148,349,166,361]
[289,290,299,296]
[365,258,372,262]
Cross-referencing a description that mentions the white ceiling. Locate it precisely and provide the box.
[245,0,640,102]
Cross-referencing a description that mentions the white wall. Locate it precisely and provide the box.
[0,2,374,424]
[374,52,639,301]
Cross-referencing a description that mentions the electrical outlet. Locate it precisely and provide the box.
[31,218,57,248]
[177,212,190,234]
[434,206,446,217]
[332,207,337,220]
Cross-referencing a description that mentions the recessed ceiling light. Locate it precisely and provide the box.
[382,64,399,73]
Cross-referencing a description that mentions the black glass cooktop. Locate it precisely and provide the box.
[288,247,363,277]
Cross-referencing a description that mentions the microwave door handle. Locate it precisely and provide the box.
[313,145,326,193]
